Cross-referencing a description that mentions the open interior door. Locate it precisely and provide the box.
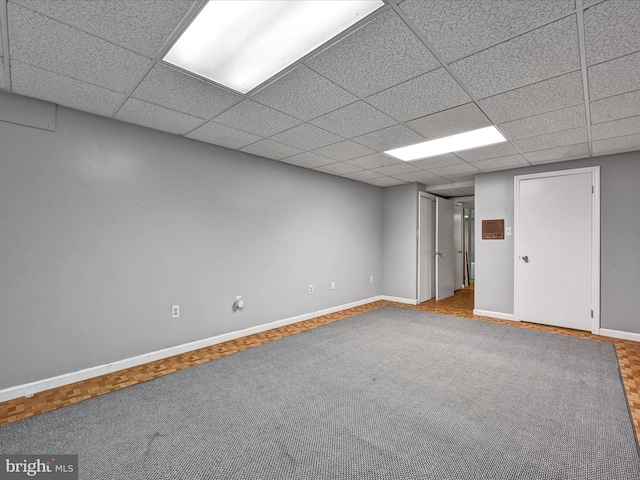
[436,197,455,300]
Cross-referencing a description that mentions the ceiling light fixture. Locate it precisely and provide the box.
[163,0,384,94]
[385,126,507,161]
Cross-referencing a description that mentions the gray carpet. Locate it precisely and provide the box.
[2,306,639,479]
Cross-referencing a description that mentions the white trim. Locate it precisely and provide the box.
[513,166,600,334]
[0,296,383,403]
[381,295,419,305]
[473,309,516,321]
[599,329,640,343]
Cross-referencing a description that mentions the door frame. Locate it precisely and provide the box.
[513,166,600,334]
[417,191,436,303]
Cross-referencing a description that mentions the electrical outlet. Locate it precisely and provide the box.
[370,275,374,283]
[172,305,180,319]
[331,281,335,290]
[309,285,314,294]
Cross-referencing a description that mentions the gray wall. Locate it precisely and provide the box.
[382,183,420,299]
[475,151,640,334]
[0,100,384,388]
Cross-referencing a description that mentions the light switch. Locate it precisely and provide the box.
[506,227,512,236]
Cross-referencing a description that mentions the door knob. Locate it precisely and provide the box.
[522,255,529,263]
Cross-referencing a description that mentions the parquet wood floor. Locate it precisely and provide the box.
[2,287,639,447]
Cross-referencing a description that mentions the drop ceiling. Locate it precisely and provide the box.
[1,0,639,197]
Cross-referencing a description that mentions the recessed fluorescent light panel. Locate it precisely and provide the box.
[163,0,384,94]
[385,126,507,161]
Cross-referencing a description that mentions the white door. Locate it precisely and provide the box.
[515,168,599,332]
[436,197,454,300]
[454,203,464,291]
[418,194,434,302]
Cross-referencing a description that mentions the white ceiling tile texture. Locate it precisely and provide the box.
[591,115,640,141]
[186,121,262,150]
[306,9,440,97]
[270,124,343,151]
[513,127,588,152]
[251,65,357,121]
[239,139,303,161]
[213,100,300,137]
[11,0,196,57]
[366,68,471,122]
[450,16,581,99]
[499,104,586,140]
[584,0,640,66]
[11,60,125,116]
[479,71,584,124]
[593,133,640,155]
[3,0,640,188]
[8,3,151,93]
[115,98,204,135]
[310,101,396,138]
[133,63,242,119]
[313,140,376,162]
[588,51,640,100]
[406,103,492,140]
[590,89,640,124]
[353,125,425,152]
[524,143,590,163]
[400,0,575,63]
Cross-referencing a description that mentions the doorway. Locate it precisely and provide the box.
[514,167,600,333]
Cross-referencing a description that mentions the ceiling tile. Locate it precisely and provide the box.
[340,170,386,181]
[310,101,396,138]
[278,152,336,169]
[306,9,440,97]
[8,3,151,93]
[427,163,480,177]
[441,173,478,183]
[592,133,640,155]
[345,153,402,169]
[12,0,195,57]
[392,171,442,184]
[406,103,492,140]
[240,139,303,161]
[479,71,584,124]
[524,143,590,163]
[372,163,423,176]
[591,115,640,141]
[363,176,407,187]
[514,127,588,152]
[400,0,574,63]
[213,100,300,137]
[132,63,242,119]
[424,186,465,197]
[10,60,125,116]
[590,89,640,124]
[114,98,204,135]
[186,121,262,150]
[251,65,357,121]
[499,104,586,140]
[584,0,640,66]
[352,124,424,152]
[270,123,343,151]
[470,154,529,172]
[457,186,476,196]
[408,153,464,170]
[313,140,376,162]
[455,141,519,162]
[313,162,362,176]
[366,68,470,122]
[450,16,580,99]
[588,52,640,100]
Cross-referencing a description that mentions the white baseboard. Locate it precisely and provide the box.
[599,328,640,343]
[0,296,383,403]
[473,309,516,321]
[381,295,418,305]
